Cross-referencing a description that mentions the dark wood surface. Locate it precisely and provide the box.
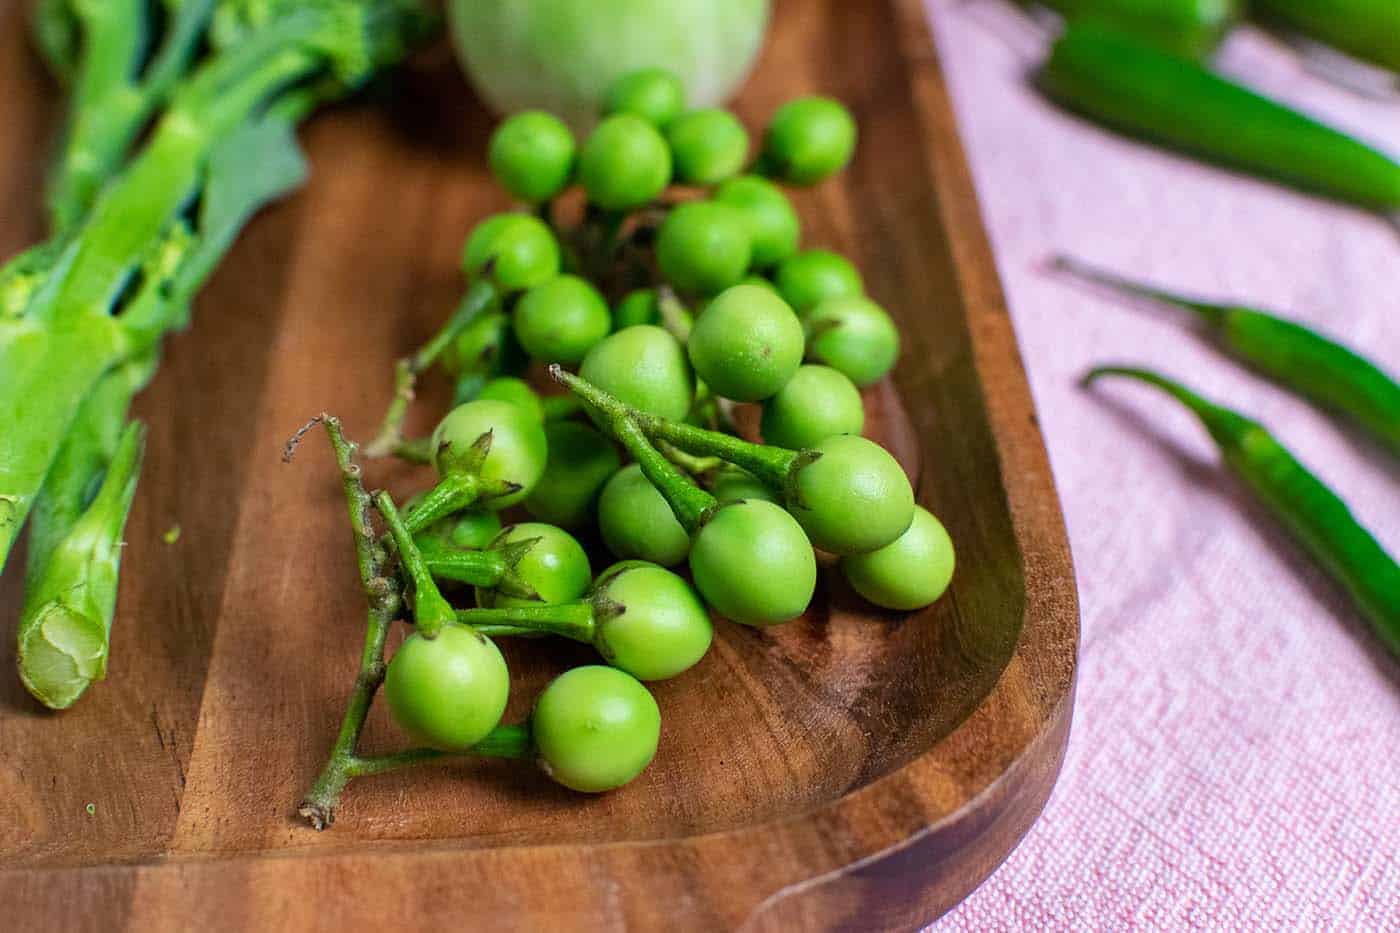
[0,0,1079,928]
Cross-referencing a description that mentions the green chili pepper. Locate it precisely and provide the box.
[1252,0,1400,75]
[1033,0,1240,59]
[1039,22,1400,214]
[1057,257,1400,455]
[1086,366,1400,655]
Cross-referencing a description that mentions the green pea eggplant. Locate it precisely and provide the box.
[1039,22,1400,215]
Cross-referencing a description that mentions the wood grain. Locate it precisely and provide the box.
[0,0,1079,928]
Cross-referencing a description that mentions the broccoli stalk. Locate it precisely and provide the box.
[4,0,430,708]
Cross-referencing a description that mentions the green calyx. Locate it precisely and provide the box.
[476,522,593,609]
[460,597,601,645]
[419,535,542,602]
[398,399,550,531]
[0,0,428,593]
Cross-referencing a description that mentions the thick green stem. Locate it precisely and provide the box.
[119,97,311,349]
[33,107,309,598]
[32,0,80,84]
[0,316,128,570]
[41,45,319,327]
[0,13,350,574]
[0,241,66,319]
[25,351,157,594]
[458,601,598,644]
[46,0,149,232]
[366,279,499,458]
[48,0,220,232]
[375,491,455,638]
[17,422,145,709]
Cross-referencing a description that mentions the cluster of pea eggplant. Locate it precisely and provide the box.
[373,69,957,794]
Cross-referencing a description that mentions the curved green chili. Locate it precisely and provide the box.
[1086,366,1400,655]
[1033,0,1240,59]
[1057,257,1400,455]
[1252,0,1400,75]
[1039,22,1400,213]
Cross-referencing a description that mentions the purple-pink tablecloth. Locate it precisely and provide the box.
[922,2,1400,928]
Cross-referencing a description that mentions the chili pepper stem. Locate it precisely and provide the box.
[365,279,499,458]
[1083,365,1253,447]
[1068,262,1400,455]
[550,365,716,532]
[1052,254,1226,326]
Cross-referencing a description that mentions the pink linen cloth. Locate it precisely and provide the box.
[922,2,1400,928]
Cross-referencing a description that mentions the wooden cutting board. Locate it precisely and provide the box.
[0,1,1078,928]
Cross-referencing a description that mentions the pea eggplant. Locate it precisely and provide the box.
[1039,22,1400,215]
[1057,257,1400,455]
[296,75,952,826]
[1087,367,1400,656]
